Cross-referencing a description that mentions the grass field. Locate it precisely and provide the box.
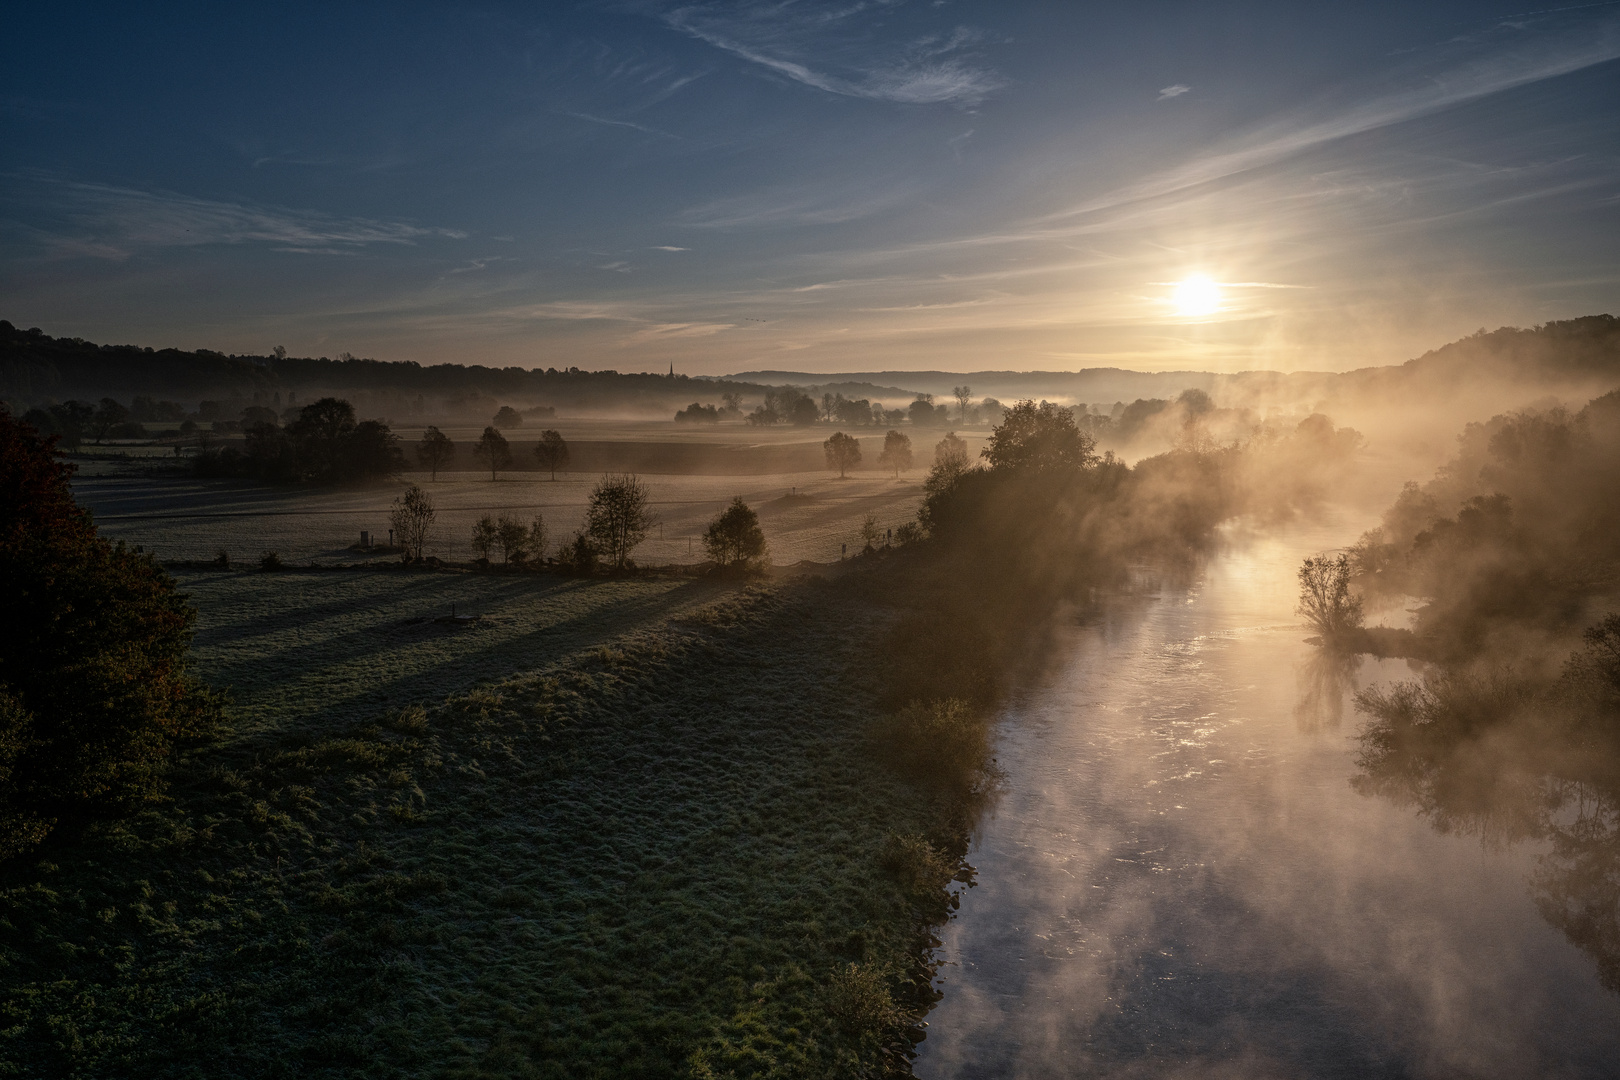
[0,563,958,1078]
[74,471,928,566]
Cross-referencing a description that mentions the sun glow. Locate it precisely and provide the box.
[1172,275,1222,317]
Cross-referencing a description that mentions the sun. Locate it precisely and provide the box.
[1171,275,1222,317]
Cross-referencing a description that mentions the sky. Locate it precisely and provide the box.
[3,1,1619,375]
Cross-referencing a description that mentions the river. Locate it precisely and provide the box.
[916,515,1620,1079]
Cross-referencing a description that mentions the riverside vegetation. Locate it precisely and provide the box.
[1,397,1370,1078]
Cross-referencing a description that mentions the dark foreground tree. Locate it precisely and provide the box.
[824,431,861,478]
[416,426,454,480]
[0,409,220,860]
[877,430,913,478]
[587,473,654,571]
[704,497,768,569]
[473,426,513,481]
[534,429,569,480]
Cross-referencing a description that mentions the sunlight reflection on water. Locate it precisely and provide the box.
[915,515,1620,1079]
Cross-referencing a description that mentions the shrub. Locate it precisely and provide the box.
[0,408,221,860]
[872,698,992,794]
[260,550,283,571]
[557,531,599,574]
[703,497,767,569]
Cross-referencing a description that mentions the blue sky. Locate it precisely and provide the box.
[3,1,1618,374]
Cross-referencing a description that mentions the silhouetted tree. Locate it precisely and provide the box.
[953,385,973,424]
[534,429,569,480]
[0,408,220,860]
[389,484,435,560]
[470,515,499,562]
[416,426,454,480]
[1297,553,1363,642]
[908,396,939,427]
[527,513,548,562]
[496,514,529,563]
[474,426,512,481]
[824,431,861,478]
[933,432,970,480]
[703,497,767,569]
[877,430,913,477]
[493,405,523,428]
[92,397,129,443]
[981,400,1096,472]
[587,473,654,571]
[345,420,403,481]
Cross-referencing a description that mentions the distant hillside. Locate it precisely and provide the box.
[4,315,1616,422]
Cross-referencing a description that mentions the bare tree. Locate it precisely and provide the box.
[877,430,913,477]
[703,497,768,569]
[860,513,881,550]
[416,426,454,480]
[389,484,436,560]
[473,426,512,481]
[824,431,861,478]
[587,473,654,571]
[1297,553,1364,643]
[953,385,973,424]
[534,429,569,480]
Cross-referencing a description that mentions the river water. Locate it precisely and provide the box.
[916,516,1620,1079]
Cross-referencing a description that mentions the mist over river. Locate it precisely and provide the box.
[917,515,1620,1079]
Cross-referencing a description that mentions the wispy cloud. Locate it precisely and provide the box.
[1157,84,1191,100]
[661,3,1002,105]
[559,110,682,138]
[678,184,917,228]
[14,177,467,259]
[651,245,689,251]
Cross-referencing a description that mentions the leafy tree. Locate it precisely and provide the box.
[473,426,513,481]
[587,473,654,571]
[703,497,767,569]
[0,409,220,860]
[92,397,129,442]
[470,515,499,562]
[493,405,523,428]
[860,514,881,549]
[389,484,436,560]
[345,420,404,481]
[933,432,970,480]
[1297,553,1363,642]
[953,385,973,424]
[674,402,720,424]
[416,426,454,480]
[981,400,1096,472]
[534,429,569,480]
[908,396,937,427]
[287,397,356,480]
[877,430,912,477]
[496,514,530,563]
[824,431,861,478]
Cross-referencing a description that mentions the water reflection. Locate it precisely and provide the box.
[1292,648,1363,733]
[1351,673,1620,993]
[917,520,1620,1079]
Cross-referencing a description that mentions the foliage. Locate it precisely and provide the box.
[493,405,523,428]
[1297,553,1364,642]
[415,425,454,480]
[471,514,500,562]
[982,399,1097,473]
[0,409,220,860]
[194,397,403,485]
[877,430,912,477]
[556,530,599,573]
[259,550,283,570]
[675,402,720,423]
[389,484,436,560]
[473,425,513,480]
[533,428,569,480]
[586,473,654,571]
[824,431,861,478]
[703,497,768,569]
[871,699,993,796]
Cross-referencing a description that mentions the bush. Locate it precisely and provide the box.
[260,551,284,571]
[872,698,992,794]
[0,408,221,860]
[556,531,599,574]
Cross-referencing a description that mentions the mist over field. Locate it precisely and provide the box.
[5,2,1620,1077]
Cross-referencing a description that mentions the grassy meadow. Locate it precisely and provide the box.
[70,419,979,567]
[0,562,964,1078]
[4,424,985,1078]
